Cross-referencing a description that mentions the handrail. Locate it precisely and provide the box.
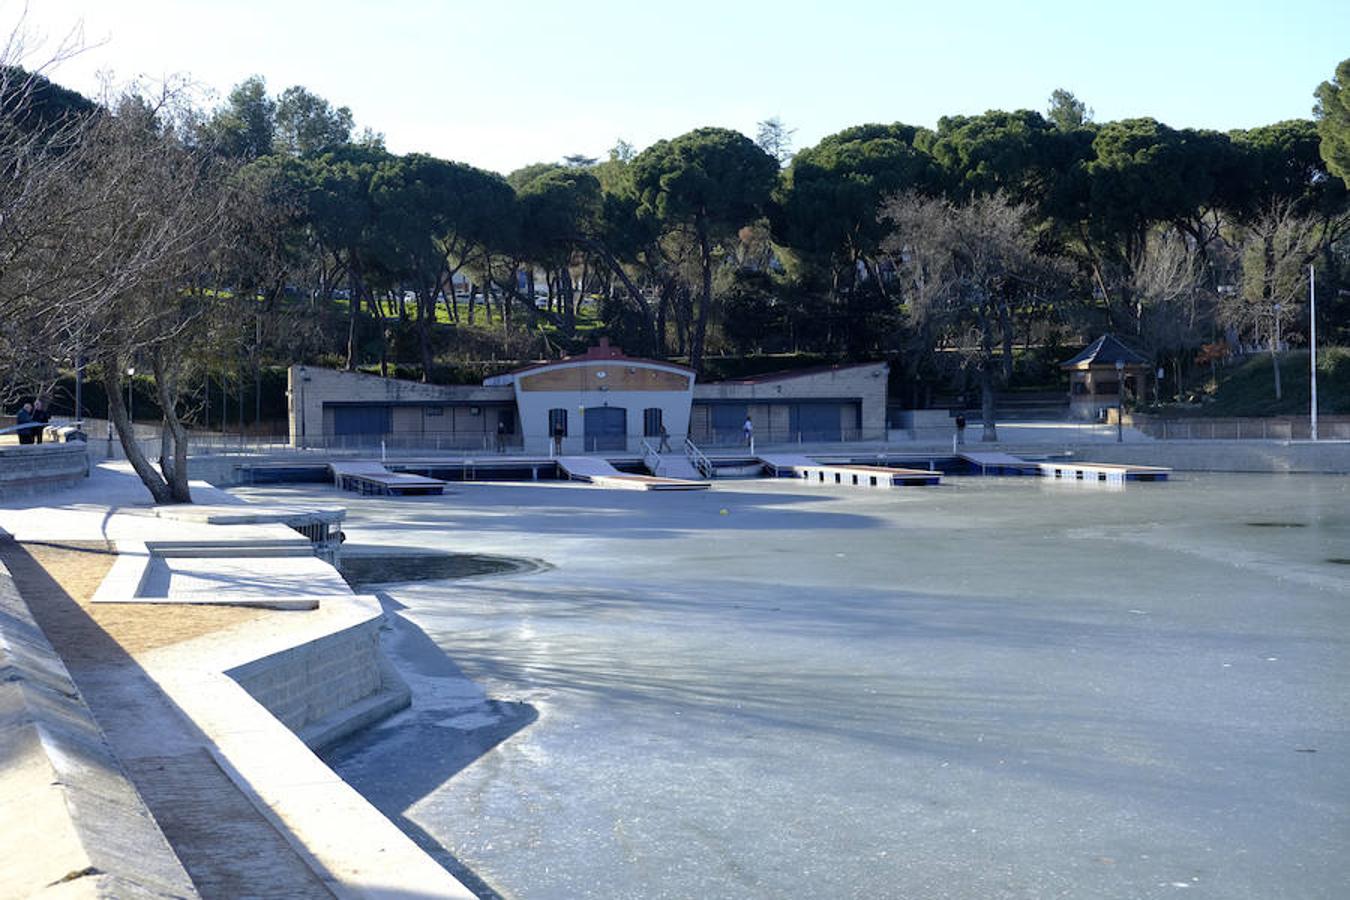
[639,438,661,475]
[683,437,714,478]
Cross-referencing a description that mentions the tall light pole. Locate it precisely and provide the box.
[1115,359,1125,443]
[1310,265,1318,441]
[126,366,135,435]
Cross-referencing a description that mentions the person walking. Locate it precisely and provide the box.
[658,423,672,453]
[742,415,753,447]
[954,413,966,446]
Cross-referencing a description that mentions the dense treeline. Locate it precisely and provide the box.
[3,56,1349,498]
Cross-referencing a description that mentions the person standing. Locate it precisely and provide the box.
[14,402,34,445]
[30,398,50,444]
[954,413,967,446]
[496,418,507,453]
[742,415,754,447]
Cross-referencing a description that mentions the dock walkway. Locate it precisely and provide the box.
[1038,460,1171,482]
[328,461,446,496]
[958,451,1041,475]
[556,456,708,491]
[759,454,941,488]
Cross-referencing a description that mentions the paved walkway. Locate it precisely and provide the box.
[0,539,334,898]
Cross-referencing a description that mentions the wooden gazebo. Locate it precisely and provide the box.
[1060,335,1152,421]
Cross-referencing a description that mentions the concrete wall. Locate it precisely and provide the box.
[1127,414,1350,441]
[1058,440,1350,473]
[227,614,409,749]
[0,442,90,498]
[0,556,198,898]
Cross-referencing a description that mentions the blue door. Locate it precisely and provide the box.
[710,404,747,445]
[332,405,390,444]
[790,403,842,441]
[584,407,627,451]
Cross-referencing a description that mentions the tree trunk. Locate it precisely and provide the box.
[344,268,360,371]
[152,351,192,502]
[1000,300,1015,383]
[1263,230,1282,401]
[690,217,713,372]
[979,309,999,442]
[417,290,433,382]
[579,238,654,352]
[103,363,175,504]
[372,290,388,379]
[559,266,575,333]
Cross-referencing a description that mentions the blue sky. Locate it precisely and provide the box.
[7,0,1348,175]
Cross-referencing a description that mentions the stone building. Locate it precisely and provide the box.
[288,341,889,453]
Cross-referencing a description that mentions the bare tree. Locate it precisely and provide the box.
[1228,199,1327,400]
[2,75,233,502]
[883,192,1064,441]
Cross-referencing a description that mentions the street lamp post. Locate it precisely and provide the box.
[126,367,135,437]
[1115,359,1125,443]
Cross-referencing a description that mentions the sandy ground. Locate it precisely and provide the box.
[11,539,266,652]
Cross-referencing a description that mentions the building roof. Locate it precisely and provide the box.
[714,360,887,385]
[1060,334,1149,369]
[483,338,694,386]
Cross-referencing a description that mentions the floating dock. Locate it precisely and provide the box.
[329,461,447,496]
[759,454,941,488]
[1037,461,1170,482]
[556,456,709,491]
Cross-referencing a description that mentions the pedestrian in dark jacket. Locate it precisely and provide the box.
[15,402,34,444]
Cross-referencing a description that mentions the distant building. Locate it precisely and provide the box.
[288,340,889,452]
[483,339,695,453]
[1060,334,1152,421]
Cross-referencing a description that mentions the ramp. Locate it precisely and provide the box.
[329,461,446,496]
[958,451,1040,476]
[557,456,709,491]
[646,452,703,480]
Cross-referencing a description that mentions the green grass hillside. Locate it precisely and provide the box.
[1179,348,1350,416]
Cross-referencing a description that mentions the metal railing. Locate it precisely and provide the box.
[684,437,715,477]
[639,439,661,475]
[1131,416,1350,441]
[689,427,871,448]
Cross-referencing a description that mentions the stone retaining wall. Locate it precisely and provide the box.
[1058,440,1350,473]
[0,555,198,899]
[0,442,90,498]
[228,613,410,750]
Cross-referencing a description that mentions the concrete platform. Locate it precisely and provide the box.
[0,463,477,898]
[557,456,710,490]
[1038,460,1172,482]
[793,462,942,488]
[330,461,446,496]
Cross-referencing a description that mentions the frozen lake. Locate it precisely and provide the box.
[236,473,1350,899]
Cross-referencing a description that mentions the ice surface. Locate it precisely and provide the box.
[235,474,1350,900]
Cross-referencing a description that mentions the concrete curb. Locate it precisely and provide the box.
[137,592,475,899]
